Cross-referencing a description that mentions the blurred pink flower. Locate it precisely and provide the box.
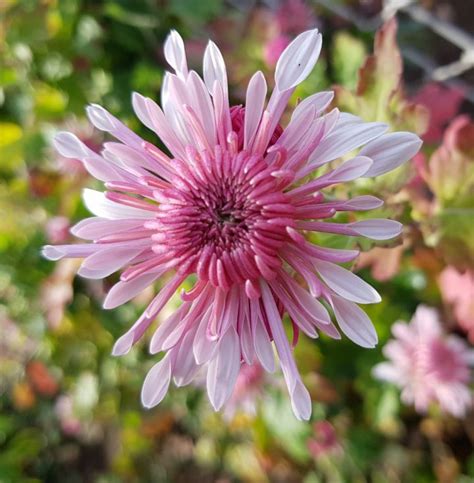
[263,35,290,67]
[374,306,474,417]
[411,83,464,144]
[43,29,421,420]
[45,216,71,244]
[307,421,342,458]
[439,267,474,344]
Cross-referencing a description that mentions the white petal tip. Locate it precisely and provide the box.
[77,266,99,279]
[164,30,188,76]
[210,400,223,412]
[356,339,378,349]
[103,287,122,309]
[140,390,163,409]
[42,245,64,261]
[111,333,134,356]
[362,132,423,177]
[81,188,103,216]
[140,358,172,408]
[86,104,115,131]
[53,131,86,159]
[131,91,143,103]
[291,381,312,421]
[275,29,322,91]
[353,219,403,240]
[148,339,160,355]
[103,299,118,310]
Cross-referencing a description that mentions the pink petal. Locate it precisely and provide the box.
[284,116,326,171]
[351,219,402,240]
[71,218,145,240]
[309,121,387,166]
[291,156,372,197]
[361,132,423,177]
[206,327,240,411]
[141,353,173,408]
[42,245,67,261]
[54,131,92,158]
[270,278,320,337]
[82,189,155,220]
[335,112,360,128]
[275,105,316,154]
[86,103,117,131]
[261,90,293,152]
[320,107,340,136]
[193,307,218,364]
[131,91,155,131]
[103,141,158,174]
[132,92,185,159]
[144,271,188,318]
[325,156,373,183]
[149,304,189,354]
[291,380,312,421]
[282,273,331,326]
[275,29,322,91]
[188,71,217,146]
[203,40,228,97]
[240,308,255,365]
[291,91,334,121]
[330,295,378,348]
[260,281,311,420]
[78,247,143,279]
[163,30,188,78]
[54,132,127,183]
[297,218,402,241]
[112,311,153,356]
[103,271,161,309]
[314,260,381,304]
[250,300,275,372]
[42,243,99,260]
[173,328,200,387]
[161,315,191,352]
[299,243,360,264]
[211,80,231,146]
[86,104,145,149]
[334,195,383,211]
[244,71,267,149]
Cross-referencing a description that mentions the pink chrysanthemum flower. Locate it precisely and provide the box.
[374,306,474,418]
[439,267,474,343]
[43,30,422,420]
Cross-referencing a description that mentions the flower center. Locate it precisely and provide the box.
[191,177,258,253]
[151,153,293,291]
[149,107,291,292]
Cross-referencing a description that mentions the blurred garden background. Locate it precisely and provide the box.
[1,0,474,481]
